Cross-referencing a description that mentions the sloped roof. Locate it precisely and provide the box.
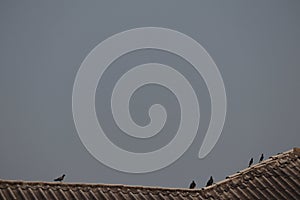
[202,147,300,199]
[0,148,299,200]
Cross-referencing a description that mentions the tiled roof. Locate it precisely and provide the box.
[202,147,300,199]
[0,148,299,200]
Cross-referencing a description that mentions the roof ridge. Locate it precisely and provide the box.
[229,149,293,177]
[202,148,298,190]
[0,148,298,195]
[0,179,203,193]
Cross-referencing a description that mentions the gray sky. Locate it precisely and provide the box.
[0,0,299,188]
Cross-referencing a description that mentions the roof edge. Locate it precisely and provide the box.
[0,147,298,192]
[202,147,299,189]
[0,179,202,193]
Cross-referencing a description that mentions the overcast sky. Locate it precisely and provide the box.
[0,0,299,188]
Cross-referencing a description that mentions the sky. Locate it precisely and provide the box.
[0,0,299,188]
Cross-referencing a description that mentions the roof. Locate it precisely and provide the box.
[0,148,299,200]
[202,147,300,199]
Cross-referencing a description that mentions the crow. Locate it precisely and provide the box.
[54,174,65,182]
[259,153,264,162]
[248,158,254,167]
[189,180,196,189]
[206,176,213,187]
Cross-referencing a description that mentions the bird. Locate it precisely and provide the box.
[259,153,264,162]
[54,174,65,182]
[206,176,213,187]
[248,158,254,167]
[189,180,196,189]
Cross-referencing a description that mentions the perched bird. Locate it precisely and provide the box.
[259,153,264,162]
[248,158,254,167]
[189,180,196,189]
[206,176,213,187]
[54,174,65,182]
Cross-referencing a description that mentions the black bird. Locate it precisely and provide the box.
[189,180,196,189]
[259,153,264,162]
[206,176,213,187]
[248,158,254,167]
[54,174,65,182]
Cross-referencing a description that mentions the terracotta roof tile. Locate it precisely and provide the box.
[0,148,299,199]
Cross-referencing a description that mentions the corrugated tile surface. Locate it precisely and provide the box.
[0,181,203,200]
[201,148,300,200]
[0,148,299,200]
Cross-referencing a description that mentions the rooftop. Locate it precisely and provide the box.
[0,148,299,199]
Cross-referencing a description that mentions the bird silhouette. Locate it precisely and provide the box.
[206,176,213,187]
[248,158,254,167]
[259,153,264,162]
[54,174,65,182]
[189,180,196,189]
